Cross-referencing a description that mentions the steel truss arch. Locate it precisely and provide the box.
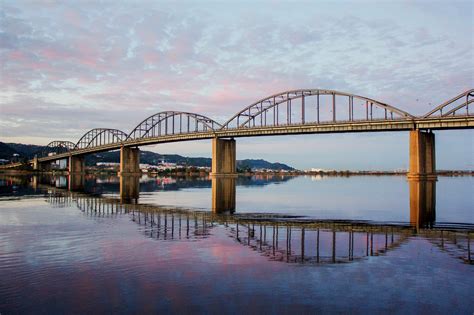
[423,89,474,118]
[220,89,415,130]
[75,128,128,149]
[39,140,76,157]
[127,111,222,140]
[46,140,76,151]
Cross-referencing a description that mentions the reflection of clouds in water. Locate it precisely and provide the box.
[0,177,473,313]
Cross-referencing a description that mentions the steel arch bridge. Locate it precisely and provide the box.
[38,141,76,157]
[75,128,128,150]
[127,111,222,140]
[1,88,473,170]
[44,88,474,152]
[220,89,415,130]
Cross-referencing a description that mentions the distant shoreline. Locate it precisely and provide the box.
[282,170,474,177]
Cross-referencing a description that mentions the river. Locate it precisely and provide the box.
[0,174,473,313]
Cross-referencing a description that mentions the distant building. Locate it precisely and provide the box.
[309,168,334,172]
[0,159,9,165]
[96,162,120,167]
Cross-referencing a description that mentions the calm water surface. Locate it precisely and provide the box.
[0,174,473,314]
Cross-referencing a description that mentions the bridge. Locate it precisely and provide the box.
[2,88,473,180]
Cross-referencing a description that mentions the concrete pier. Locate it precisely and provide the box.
[409,180,436,230]
[211,138,237,176]
[69,156,85,174]
[32,157,39,171]
[120,147,141,175]
[212,176,236,213]
[408,130,436,180]
[32,157,51,172]
[120,175,140,203]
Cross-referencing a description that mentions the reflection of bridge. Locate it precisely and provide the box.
[16,173,439,226]
[30,173,292,213]
[2,89,473,181]
[3,174,471,265]
[43,189,473,265]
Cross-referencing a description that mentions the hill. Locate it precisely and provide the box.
[0,142,295,171]
[0,142,19,160]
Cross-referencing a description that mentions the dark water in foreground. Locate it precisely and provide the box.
[0,174,473,314]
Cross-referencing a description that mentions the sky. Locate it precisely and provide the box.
[0,0,473,170]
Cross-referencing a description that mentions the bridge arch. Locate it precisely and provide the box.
[220,89,414,130]
[75,128,128,149]
[127,111,222,140]
[40,140,76,157]
[423,89,474,118]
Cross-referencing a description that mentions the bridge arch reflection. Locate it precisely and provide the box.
[36,178,473,266]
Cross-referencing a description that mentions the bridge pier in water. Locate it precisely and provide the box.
[408,130,436,180]
[408,130,437,231]
[211,138,236,176]
[211,138,237,213]
[67,156,86,191]
[118,147,140,202]
[119,147,141,175]
[32,157,51,172]
[68,155,85,174]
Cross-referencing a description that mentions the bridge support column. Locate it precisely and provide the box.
[119,147,141,175]
[409,180,436,231]
[32,157,52,172]
[408,130,437,180]
[69,156,85,174]
[32,157,39,171]
[211,138,237,176]
[120,175,140,203]
[212,176,236,214]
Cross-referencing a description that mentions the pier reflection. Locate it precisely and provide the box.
[212,176,236,213]
[409,179,436,230]
[68,173,85,191]
[119,175,140,203]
